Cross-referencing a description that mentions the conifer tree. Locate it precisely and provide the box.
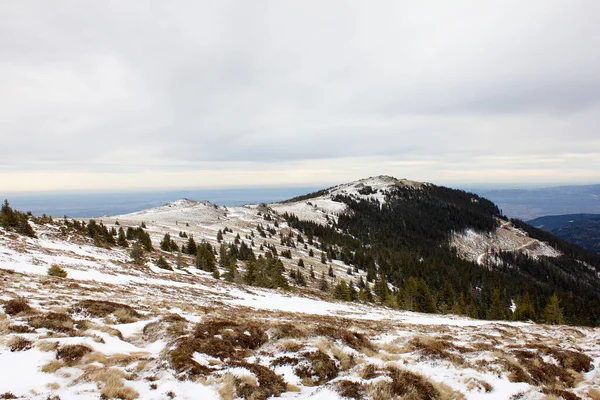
[318,272,329,291]
[514,292,536,321]
[487,288,506,320]
[117,227,128,247]
[544,294,565,325]
[186,237,197,255]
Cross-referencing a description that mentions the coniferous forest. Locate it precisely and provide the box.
[284,184,600,326]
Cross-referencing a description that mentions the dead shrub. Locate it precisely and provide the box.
[29,312,74,333]
[8,336,33,352]
[72,300,141,320]
[336,380,366,399]
[4,298,32,316]
[56,344,93,366]
[0,393,18,399]
[232,362,286,400]
[294,350,339,385]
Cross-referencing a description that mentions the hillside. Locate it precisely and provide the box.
[528,214,600,254]
[1,177,600,399]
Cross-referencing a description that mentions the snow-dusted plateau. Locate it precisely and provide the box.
[1,176,599,400]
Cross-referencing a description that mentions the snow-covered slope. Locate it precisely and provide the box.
[451,220,562,268]
[270,175,421,224]
[1,223,599,400]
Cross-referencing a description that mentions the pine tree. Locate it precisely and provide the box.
[187,237,197,255]
[514,292,536,321]
[328,265,335,277]
[487,288,506,320]
[403,277,418,311]
[155,255,172,270]
[333,280,350,301]
[130,243,145,265]
[318,272,329,291]
[415,278,436,313]
[217,229,223,243]
[437,280,455,314]
[544,294,565,325]
[117,227,128,247]
[160,233,173,251]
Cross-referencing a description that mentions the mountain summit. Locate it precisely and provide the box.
[1,178,599,399]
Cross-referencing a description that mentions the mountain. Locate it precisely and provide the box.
[476,184,600,220]
[528,213,600,254]
[1,177,599,400]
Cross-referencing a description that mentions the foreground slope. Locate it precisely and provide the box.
[1,222,599,400]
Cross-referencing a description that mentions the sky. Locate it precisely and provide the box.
[1,1,600,193]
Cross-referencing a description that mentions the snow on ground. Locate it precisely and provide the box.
[451,220,562,267]
[1,197,599,399]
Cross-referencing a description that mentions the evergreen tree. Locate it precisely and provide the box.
[160,233,173,251]
[196,242,216,272]
[544,294,565,325]
[333,280,350,301]
[437,280,455,314]
[176,251,187,269]
[117,227,128,247]
[487,288,506,320]
[318,272,329,291]
[403,277,418,311]
[217,229,223,242]
[155,255,172,270]
[328,265,335,277]
[130,243,145,265]
[186,237,197,255]
[415,278,436,313]
[514,293,536,321]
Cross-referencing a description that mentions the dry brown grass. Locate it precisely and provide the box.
[29,312,74,333]
[588,388,600,400]
[3,298,33,316]
[72,299,141,321]
[8,336,33,352]
[56,344,93,366]
[218,373,236,400]
[464,377,493,393]
[41,360,65,373]
[112,308,139,324]
[409,336,465,366]
[37,341,59,352]
[335,380,366,399]
[294,350,339,385]
[45,382,60,390]
[232,362,286,400]
[142,314,187,342]
[79,367,138,399]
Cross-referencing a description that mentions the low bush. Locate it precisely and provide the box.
[47,264,68,278]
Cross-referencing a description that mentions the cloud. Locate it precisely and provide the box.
[1,0,599,191]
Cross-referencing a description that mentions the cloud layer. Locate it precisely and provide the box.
[1,1,599,191]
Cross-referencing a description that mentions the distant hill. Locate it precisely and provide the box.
[476,184,600,220]
[528,214,600,254]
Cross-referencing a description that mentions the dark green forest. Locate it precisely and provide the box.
[284,184,600,326]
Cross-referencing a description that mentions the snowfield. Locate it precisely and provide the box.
[1,181,599,400]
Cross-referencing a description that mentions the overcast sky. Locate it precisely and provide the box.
[1,1,599,192]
